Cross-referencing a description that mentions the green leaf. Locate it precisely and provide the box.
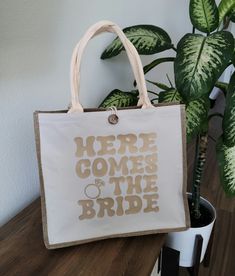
[158,89,182,103]
[101,25,173,59]
[189,0,219,33]
[229,7,235,22]
[158,89,209,142]
[143,57,175,75]
[218,0,235,25]
[217,139,235,196]
[215,81,229,94]
[222,72,235,147]
[147,80,171,91]
[186,97,210,142]
[175,31,234,102]
[99,89,138,108]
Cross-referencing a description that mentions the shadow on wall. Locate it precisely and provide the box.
[0,0,62,80]
[0,0,67,227]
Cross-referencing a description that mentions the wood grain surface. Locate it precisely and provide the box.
[0,198,165,276]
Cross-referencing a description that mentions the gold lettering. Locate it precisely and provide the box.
[139,133,157,153]
[116,196,124,216]
[143,175,158,193]
[126,175,142,194]
[117,134,138,154]
[92,158,108,177]
[78,200,96,220]
[125,195,142,215]
[130,156,144,174]
[97,135,116,156]
[143,194,159,213]
[74,136,95,157]
[76,159,91,178]
[96,198,115,217]
[109,176,125,195]
[108,156,129,176]
[145,153,157,173]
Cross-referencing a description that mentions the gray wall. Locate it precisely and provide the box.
[0,0,229,225]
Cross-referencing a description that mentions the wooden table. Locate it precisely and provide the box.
[0,198,166,276]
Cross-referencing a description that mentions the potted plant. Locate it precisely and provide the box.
[98,0,235,268]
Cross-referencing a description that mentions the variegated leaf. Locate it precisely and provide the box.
[101,25,172,59]
[99,89,138,108]
[218,0,235,25]
[175,31,234,102]
[217,139,235,196]
[186,97,210,142]
[190,0,219,33]
[222,72,235,146]
[158,89,182,103]
[158,89,209,142]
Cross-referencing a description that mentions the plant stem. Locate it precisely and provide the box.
[192,134,199,206]
[166,74,173,88]
[191,133,208,219]
[222,16,231,30]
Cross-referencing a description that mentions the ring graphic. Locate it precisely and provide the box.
[84,179,105,199]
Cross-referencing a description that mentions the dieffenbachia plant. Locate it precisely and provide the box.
[99,0,235,220]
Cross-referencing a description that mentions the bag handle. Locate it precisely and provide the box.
[68,20,153,113]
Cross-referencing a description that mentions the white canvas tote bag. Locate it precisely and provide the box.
[34,20,190,249]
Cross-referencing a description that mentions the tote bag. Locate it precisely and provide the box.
[34,20,190,249]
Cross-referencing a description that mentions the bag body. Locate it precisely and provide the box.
[34,21,190,249]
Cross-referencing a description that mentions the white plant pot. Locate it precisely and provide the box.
[165,194,216,267]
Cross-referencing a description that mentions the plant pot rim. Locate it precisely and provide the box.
[187,192,216,229]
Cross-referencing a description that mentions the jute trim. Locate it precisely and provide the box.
[34,113,50,248]
[180,105,191,228]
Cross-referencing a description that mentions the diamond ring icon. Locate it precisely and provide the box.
[84,179,105,199]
